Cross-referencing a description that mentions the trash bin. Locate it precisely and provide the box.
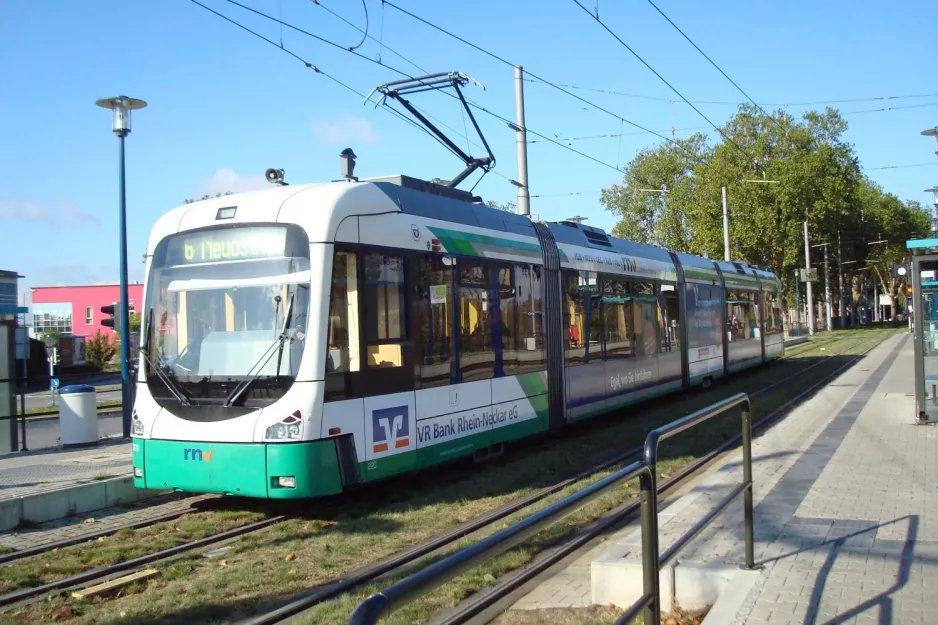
[59,384,99,448]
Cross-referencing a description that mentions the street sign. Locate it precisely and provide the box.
[51,377,60,390]
[799,268,818,283]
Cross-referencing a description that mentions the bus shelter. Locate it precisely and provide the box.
[909,238,938,423]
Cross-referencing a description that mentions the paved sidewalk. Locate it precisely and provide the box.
[0,491,199,551]
[512,332,935,624]
[0,439,132,501]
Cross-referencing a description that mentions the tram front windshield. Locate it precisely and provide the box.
[144,225,310,405]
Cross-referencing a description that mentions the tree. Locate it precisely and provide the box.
[85,330,117,369]
[129,312,141,333]
[602,105,867,312]
[861,190,930,318]
[41,330,62,348]
[184,191,234,204]
[486,200,517,212]
[601,134,709,251]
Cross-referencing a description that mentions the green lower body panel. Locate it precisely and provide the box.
[134,438,343,499]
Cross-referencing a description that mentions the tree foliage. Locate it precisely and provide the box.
[85,330,117,369]
[184,191,234,204]
[602,105,930,314]
[486,200,517,212]
[129,312,141,333]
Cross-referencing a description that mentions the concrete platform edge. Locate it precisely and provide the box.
[0,475,167,532]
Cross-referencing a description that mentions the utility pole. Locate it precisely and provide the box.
[823,243,832,331]
[804,220,815,335]
[795,268,801,337]
[837,232,844,327]
[513,65,531,217]
[722,186,731,261]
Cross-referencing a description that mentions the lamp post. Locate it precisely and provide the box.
[95,96,147,439]
[926,187,938,238]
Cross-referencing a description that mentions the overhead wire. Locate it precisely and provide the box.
[865,163,938,171]
[569,0,759,167]
[842,102,938,115]
[643,0,787,134]
[524,79,938,108]
[380,0,699,163]
[530,125,713,144]
[198,0,625,177]
[310,1,488,155]
[189,0,465,160]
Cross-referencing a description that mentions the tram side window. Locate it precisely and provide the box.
[632,281,658,359]
[659,285,680,352]
[413,255,454,388]
[772,293,782,334]
[459,262,495,381]
[325,250,360,400]
[496,265,520,377]
[728,290,754,341]
[685,283,721,349]
[363,252,407,368]
[602,277,631,359]
[515,265,546,373]
[564,271,601,365]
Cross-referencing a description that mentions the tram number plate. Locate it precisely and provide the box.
[366,461,377,471]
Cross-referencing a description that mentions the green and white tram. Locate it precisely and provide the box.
[132,174,784,499]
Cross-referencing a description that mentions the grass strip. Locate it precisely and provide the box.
[2,328,896,624]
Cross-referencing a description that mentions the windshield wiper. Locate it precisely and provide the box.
[225,292,296,407]
[143,308,192,405]
[275,291,296,378]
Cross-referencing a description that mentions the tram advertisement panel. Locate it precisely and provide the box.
[685,283,722,348]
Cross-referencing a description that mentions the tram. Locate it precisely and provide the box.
[131,173,784,499]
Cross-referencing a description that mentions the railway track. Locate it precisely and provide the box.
[236,332,887,625]
[0,331,886,621]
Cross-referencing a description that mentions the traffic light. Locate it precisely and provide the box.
[892,264,910,279]
[101,302,120,332]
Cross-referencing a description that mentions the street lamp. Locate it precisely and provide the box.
[95,95,147,439]
[926,186,938,238]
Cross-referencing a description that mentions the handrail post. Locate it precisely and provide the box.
[741,400,755,570]
[640,439,661,623]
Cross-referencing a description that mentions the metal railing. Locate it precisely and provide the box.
[348,392,756,625]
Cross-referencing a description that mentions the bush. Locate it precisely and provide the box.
[85,330,117,370]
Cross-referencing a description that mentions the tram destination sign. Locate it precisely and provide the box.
[167,226,288,265]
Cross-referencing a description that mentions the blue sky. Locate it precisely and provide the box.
[2,0,936,295]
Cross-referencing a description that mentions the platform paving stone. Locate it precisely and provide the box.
[0,440,133,501]
[0,492,207,551]
[511,333,938,624]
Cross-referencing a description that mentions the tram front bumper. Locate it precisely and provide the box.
[132,438,344,499]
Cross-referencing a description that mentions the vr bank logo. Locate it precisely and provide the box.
[372,406,410,454]
[184,448,215,463]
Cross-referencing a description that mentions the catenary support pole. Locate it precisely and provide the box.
[837,232,844,325]
[722,186,731,261]
[823,243,832,332]
[805,220,815,335]
[513,65,531,217]
[795,268,801,337]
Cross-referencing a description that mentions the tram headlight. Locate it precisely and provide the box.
[265,417,303,440]
[132,420,144,436]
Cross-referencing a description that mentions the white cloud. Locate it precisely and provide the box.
[0,199,100,225]
[58,201,102,226]
[311,115,378,146]
[197,168,269,197]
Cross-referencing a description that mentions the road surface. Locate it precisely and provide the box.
[19,412,124,450]
[23,389,122,411]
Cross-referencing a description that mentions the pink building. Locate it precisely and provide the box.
[30,284,144,338]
